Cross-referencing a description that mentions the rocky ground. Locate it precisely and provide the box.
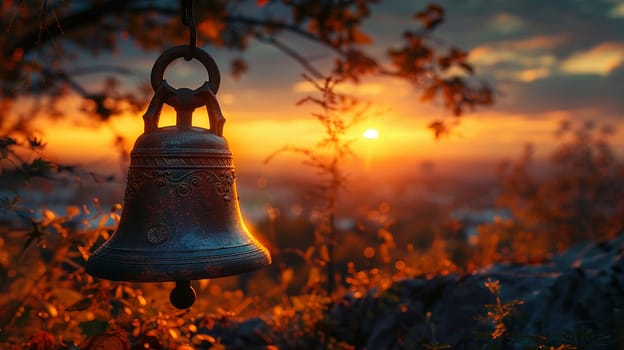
[204,235,624,349]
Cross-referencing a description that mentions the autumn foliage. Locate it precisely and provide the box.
[0,1,622,349]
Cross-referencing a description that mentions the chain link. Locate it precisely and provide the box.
[180,0,197,61]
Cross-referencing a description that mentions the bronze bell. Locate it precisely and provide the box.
[86,46,271,309]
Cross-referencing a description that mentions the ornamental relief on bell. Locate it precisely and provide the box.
[124,169,236,201]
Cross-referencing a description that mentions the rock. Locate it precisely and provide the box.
[340,237,624,349]
[192,236,624,349]
[200,316,274,350]
[325,236,624,349]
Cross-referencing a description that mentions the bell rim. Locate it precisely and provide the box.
[85,243,271,282]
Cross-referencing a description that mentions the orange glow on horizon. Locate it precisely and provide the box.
[36,95,624,178]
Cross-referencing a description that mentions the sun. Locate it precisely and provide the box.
[363,128,379,140]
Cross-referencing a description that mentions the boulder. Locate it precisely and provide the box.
[327,235,624,349]
[194,236,624,349]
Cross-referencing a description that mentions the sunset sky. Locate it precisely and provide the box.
[39,0,624,177]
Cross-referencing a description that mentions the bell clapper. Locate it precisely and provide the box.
[170,280,197,309]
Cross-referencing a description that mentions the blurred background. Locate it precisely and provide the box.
[1,1,623,347]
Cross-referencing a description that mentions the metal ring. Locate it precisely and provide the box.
[150,45,220,94]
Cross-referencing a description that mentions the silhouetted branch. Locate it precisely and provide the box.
[66,65,136,76]
[256,35,325,80]
[39,66,90,97]
[5,0,131,57]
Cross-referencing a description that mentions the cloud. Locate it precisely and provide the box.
[517,68,551,82]
[370,1,624,125]
[469,40,558,84]
[465,34,575,85]
[487,12,526,35]
[471,45,557,67]
[488,68,550,83]
[435,0,624,56]
[494,62,624,117]
[561,42,624,75]
[503,34,570,51]
[609,2,624,17]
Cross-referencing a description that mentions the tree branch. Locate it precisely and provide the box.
[224,15,340,53]
[6,2,346,61]
[66,65,136,77]
[255,34,325,80]
[5,0,132,57]
[39,66,90,97]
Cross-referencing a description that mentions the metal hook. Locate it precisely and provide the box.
[181,0,196,61]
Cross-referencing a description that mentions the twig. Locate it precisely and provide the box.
[256,34,325,80]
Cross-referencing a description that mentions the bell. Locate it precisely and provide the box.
[86,46,271,309]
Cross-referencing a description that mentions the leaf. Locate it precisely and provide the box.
[0,136,17,159]
[301,15,316,31]
[420,84,438,102]
[20,158,54,179]
[66,298,93,312]
[414,3,445,30]
[192,334,216,345]
[352,28,373,45]
[98,215,109,228]
[304,246,315,262]
[319,244,330,261]
[291,296,305,310]
[453,104,462,116]
[42,209,56,222]
[25,330,56,350]
[22,220,45,253]
[307,266,322,286]
[198,19,224,42]
[438,56,451,70]
[281,267,294,286]
[44,302,58,318]
[428,121,449,139]
[176,346,195,350]
[27,136,47,150]
[168,328,179,340]
[230,58,248,79]
[66,205,81,218]
[459,62,474,74]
